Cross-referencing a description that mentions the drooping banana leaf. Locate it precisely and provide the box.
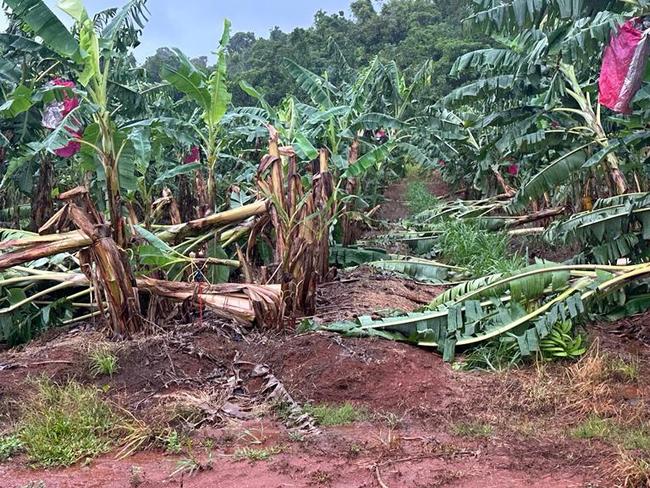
[4,0,79,58]
[365,260,452,284]
[329,246,390,267]
[514,145,589,206]
[322,263,639,361]
[545,192,650,263]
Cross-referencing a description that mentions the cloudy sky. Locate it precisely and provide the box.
[3,1,353,60]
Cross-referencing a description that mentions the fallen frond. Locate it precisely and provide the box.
[322,262,650,361]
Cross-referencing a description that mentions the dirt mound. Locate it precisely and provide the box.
[255,333,461,413]
[1,319,647,487]
[316,267,444,322]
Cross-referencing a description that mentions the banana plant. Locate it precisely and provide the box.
[322,261,650,361]
[2,0,150,247]
[433,0,650,209]
[162,20,232,212]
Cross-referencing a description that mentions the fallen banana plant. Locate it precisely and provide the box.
[363,259,456,284]
[545,192,650,264]
[0,269,282,326]
[321,261,650,361]
[329,245,463,283]
[404,198,563,232]
[154,200,268,243]
[329,245,391,267]
[137,278,282,324]
[0,188,276,334]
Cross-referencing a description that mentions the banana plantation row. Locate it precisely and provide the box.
[2,0,650,363]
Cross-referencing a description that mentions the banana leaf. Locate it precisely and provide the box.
[365,260,451,284]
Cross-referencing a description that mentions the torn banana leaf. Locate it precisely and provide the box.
[322,263,647,361]
[329,245,390,267]
[365,259,453,284]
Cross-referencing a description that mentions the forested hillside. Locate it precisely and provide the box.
[144,0,483,105]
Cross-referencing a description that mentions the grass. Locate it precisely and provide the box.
[459,338,522,371]
[287,431,305,443]
[233,446,283,461]
[571,415,650,451]
[608,356,640,383]
[303,403,366,426]
[18,378,120,467]
[172,454,213,477]
[613,450,650,487]
[272,401,293,422]
[451,421,494,438]
[89,345,119,378]
[435,220,525,276]
[0,434,22,461]
[405,180,439,215]
[163,429,183,454]
[571,415,611,440]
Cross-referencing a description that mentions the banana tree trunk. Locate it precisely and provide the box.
[178,174,196,221]
[493,168,516,198]
[207,162,216,214]
[606,153,627,195]
[155,200,268,243]
[30,155,53,231]
[195,168,210,217]
[61,187,142,336]
[103,154,127,249]
[561,64,627,196]
[317,148,333,279]
[342,139,359,246]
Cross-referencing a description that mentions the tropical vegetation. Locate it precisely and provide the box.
[2,3,650,476]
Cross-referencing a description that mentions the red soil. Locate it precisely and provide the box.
[1,320,646,487]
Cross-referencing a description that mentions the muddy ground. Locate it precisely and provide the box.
[1,177,649,487]
[1,288,649,487]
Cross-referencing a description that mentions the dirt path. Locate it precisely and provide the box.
[376,174,449,222]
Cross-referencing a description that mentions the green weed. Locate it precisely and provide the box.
[458,338,522,372]
[451,421,494,438]
[304,403,365,426]
[287,431,305,443]
[164,429,183,454]
[19,378,119,467]
[608,357,640,383]
[404,163,426,179]
[171,453,213,477]
[571,415,610,439]
[233,446,283,461]
[89,346,119,378]
[572,415,650,451]
[405,180,439,215]
[435,220,525,276]
[272,401,293,422]
[0,434,22,461]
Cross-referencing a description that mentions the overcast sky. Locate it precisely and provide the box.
[2,0,353,60]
